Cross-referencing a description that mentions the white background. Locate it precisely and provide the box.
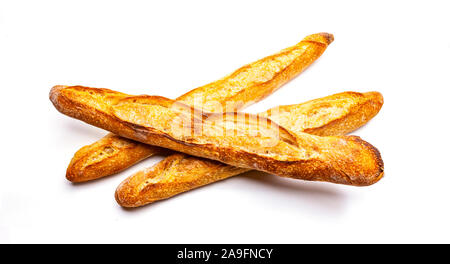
[1,0,449,243]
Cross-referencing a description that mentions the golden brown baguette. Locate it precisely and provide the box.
[50,86,384,187]
[115,91,384,207]
[66,33,334,182]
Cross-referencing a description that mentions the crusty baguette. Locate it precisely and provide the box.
[66,33,334,182]
[50,86,384,187]
[115,91,384,207]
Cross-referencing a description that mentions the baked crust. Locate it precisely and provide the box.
[115,91,383,207]
[65,33,334,182]
[50,86,384,190]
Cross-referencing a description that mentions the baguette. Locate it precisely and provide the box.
[115,91,384,207]
[66,33,334,182]
[50,86,384,187]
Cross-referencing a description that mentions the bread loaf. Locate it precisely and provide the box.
[50,86,384,188]
[66,33,334,182]
[115,91,384,207]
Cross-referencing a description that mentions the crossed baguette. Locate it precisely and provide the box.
[50,32,384,208]
[65,33,334,182]
[114,91,383,207]
[50,86,384,190]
